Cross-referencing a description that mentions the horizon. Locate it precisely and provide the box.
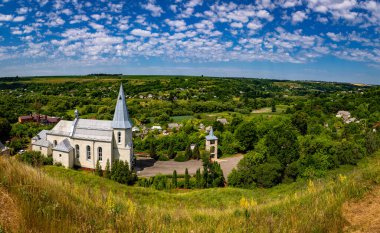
[0,0,379,84]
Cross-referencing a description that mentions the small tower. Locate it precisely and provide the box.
[205,127,218,160]
[112,84,134,168]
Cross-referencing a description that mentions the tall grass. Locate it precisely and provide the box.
[1,151,380,232]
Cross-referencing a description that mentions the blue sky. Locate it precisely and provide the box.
[0,0,379,84]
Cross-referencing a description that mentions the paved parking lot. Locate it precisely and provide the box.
[136,155,243,178]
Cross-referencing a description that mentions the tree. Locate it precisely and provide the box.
[195,168,202,188]
[0,118,11,143]
[212,120,224,132]
[264,121,299,167]
[105,159,111,179]
[254,158,282,187]
[184,168,190,189]
[185,144,192,160]
[95,160,103,177]
[271,101,276,113]
[167,142,176,159]
[234,121,258,152]
[172,170,178,188]
[291,111,309,135]
[192,144,200,160]
[149,141,158,160]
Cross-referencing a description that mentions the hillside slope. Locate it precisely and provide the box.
[1,151,380,232]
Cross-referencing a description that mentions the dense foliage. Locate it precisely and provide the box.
[1,75,379,188]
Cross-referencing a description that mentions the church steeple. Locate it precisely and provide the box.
[112,84,132,129]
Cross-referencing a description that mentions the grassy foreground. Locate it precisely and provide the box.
[1,152,380,232]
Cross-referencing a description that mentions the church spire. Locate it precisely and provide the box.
[112,84,132,129]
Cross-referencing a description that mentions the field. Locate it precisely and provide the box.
[1,151,380,232]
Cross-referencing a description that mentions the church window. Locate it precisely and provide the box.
[210,140,215,145]
[86,145,91,160]
[40,146,42,150]
[118,132,121,144]
[98,147,102,161]
[54,140,57,146]
[75,145,80,159]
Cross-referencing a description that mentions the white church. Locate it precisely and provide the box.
[31,84,134,169]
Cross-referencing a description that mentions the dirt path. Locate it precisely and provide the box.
[343,186,380,233]
[0,188,23,233]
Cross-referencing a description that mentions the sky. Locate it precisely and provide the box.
[0,0,379,84]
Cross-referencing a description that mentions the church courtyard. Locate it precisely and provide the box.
[136,155,243,178]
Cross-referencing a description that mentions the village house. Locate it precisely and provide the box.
[336,111,358,124]
[18,114,61,124]
[216,118,228,125]
[168,122,181,131]
[151,125,162,131]
[31,84,134,169]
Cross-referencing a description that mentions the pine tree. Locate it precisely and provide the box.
[185,144,192,160]
[271,101,276,113]
[105,159,111,179]
[195,168,201,188]
[168,142,175,159]
[172,170,178,188]
[149,141,158,160]
[184,168,190,189]
[192,144,200,160]
[95,159,103,177]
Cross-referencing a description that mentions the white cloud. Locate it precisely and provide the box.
[292,11,307,24]
[131,28,152,37]
[247,20,263,30]
[0,14,13,21]
[62,9,73,16]
[231,22,243,28]
[142,0,164,17]
[257,10,273,21]
[326,32,345,42]
[165,19,187,31]
[16,7,29,14]
[89,22,104,30]
[13,16,26,22]
[48,17,65,27]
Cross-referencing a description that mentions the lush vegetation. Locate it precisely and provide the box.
[1,150,380,232]
[1,75,379,188]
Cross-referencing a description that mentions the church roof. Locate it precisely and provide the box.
[112,84,132,129]
[205,127,218,140]
[53,138,73,152]
[48,119,113,142]
[32,129,49,141]
[32,138,52,147]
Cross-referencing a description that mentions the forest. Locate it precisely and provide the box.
[0,75,379,189]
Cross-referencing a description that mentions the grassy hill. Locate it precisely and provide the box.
[1,151,380,232]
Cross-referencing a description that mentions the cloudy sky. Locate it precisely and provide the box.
[0,0,379,84]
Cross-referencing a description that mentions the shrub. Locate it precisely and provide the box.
[174,151,188,162]
[17,151,52,167]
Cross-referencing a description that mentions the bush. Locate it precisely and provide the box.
[158,154,169,161]
[17,151,52,167]
[174,151,189,162]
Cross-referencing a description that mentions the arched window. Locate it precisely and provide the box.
[118,132,121,144]
[98,147,102,161]
[75,145,80,159]
[86,145,91,160]
[54,140,57,146]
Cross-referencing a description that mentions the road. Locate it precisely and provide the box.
[136,154,243,179]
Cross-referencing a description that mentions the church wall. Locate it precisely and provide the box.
[46,134,67,147]
[32,145,51,157]
[113,147,133,168]
[70,138,112,170]
[52,150,73,168]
